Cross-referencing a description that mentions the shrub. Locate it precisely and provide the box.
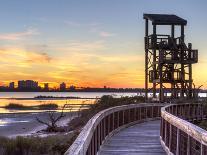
[38,103,58,110]
[4,103,26,110]
[4,103,58,110]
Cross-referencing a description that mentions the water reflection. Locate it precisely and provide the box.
[0,119,7,126]
[0,99,96,113]
[0,118,30,126]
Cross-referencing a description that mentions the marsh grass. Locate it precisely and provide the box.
[0,131,79,155]
[4,103,58,110]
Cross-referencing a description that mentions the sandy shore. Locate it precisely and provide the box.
[0,112,76,138]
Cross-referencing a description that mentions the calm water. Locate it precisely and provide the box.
[0,92,137,98]
[0,92,137,113]
[0,92,206,114]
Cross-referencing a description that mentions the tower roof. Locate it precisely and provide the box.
[143,14,187,25]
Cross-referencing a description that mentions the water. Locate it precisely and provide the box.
[0,92,206,131]
[0,92,138,130]
[0,92,137,98]
[0,118,29,126]
[0,92,137,113]
[0,92,205,114]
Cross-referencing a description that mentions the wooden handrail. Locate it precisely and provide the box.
[64,103,163,155]
[160,103,207,155]
[65,103,207,155]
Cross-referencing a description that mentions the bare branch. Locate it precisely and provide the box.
[35,104,67,132]
[36,116,51,127]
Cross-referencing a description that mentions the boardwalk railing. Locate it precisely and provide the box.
[160,104,207,155]
[64,103,162,155]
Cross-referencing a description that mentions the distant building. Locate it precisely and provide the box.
[18,80,38,90]
[69,85,76,91]
[9,82,15,89]
[60,82,66,91]
[44,83,49,91]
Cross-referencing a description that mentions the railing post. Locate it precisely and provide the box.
[134,108,136,121]
[100,120,103,144]
[201,104,204,120]
[151,106,154,118]
[176,128,180,155]
[99,123,101,147]
[160,118,163,138]
[193,105,196,120]
[187,135,190,155]
[201,144,203,155]
[88,143,91,155]
[112,112,114,130]
[169,124,172,151]
[108,115,110,134]
[117,111,120,127]
[95,129,97,154]
[103,117,106,138]
[92,135,94,155]
[123,111,125,125]
[188,104,190,120]
[175,105,178,116]
[164,121,167,143]
[139,107,142,120]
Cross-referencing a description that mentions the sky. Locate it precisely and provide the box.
[0,0,207,88]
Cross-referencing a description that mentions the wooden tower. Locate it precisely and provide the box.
[143,14,198,102]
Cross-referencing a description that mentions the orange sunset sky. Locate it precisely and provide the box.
[0,0,207,88]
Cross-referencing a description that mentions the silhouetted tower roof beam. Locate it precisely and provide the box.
[143,14,187,25]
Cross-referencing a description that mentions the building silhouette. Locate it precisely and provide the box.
[18,80,38,90]
[69,85,76,91]
[9,82,15,89]
[44,83,49,91]
[60,82,66,91]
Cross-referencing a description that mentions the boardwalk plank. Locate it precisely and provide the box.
[99,120,166,155]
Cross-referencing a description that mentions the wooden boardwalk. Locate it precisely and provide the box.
[99,120,166,155]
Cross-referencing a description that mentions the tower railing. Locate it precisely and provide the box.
[146,34,170,49]
[146,35,198,63]
[160,103,207,155]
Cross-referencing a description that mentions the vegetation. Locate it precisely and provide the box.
[196,102,207,130]
[34,96,81,99]
[68,95,145,131]
[4,103,26,110]
[4,103,58,110]
[197,120,207,130]
[38,104,58,110]
[0,131,79,155]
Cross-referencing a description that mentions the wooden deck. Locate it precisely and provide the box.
[99,120,166,155]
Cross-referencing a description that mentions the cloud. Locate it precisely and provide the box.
[99,31,116,37]
[54,40,105,53]
[64,21,81,27]
[26,52,52,63]
[64,20,101,28]
[0,47,52,66]
[0,28,39,41]
[64,20,116,38]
